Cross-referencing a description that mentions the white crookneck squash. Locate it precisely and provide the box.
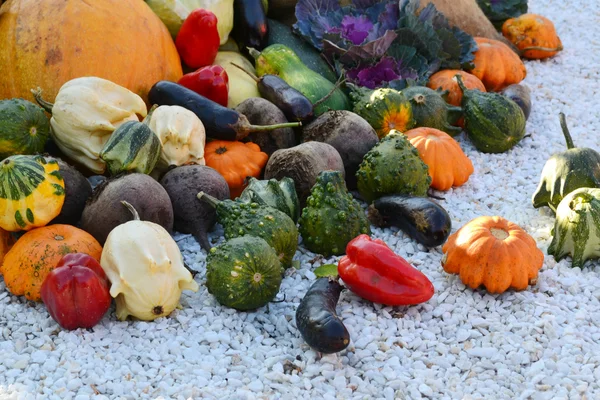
[100,201,199,321]
[32,77,148,174]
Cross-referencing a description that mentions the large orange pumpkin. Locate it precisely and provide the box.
[0,224,102,301]
[0,0,182,104]
[467,37,527,92]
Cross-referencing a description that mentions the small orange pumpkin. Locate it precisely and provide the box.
[0,225,102,301]
[403,128,474,191]
[502,14,563,59]
[441,216,544,294]
[468,37,527,92]
[204,141,269,199]
[0,228,15,265]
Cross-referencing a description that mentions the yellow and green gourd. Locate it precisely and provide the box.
[0,155,65,231]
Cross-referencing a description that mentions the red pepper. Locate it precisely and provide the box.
[337,235,434,306]
[40,253,112,331]
[178,65,229,107]
[175,8,220,69]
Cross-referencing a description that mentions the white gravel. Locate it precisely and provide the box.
[2,1,600,398]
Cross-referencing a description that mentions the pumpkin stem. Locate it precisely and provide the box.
[313,75,347,109]
[121,200,141,221]
[142,104,158,127]
[31,88,54,113]
[559,112,575,149]
[230,63,260,83]
[215,146,228,155]
[490,228,509,240]
[197,191,220,209]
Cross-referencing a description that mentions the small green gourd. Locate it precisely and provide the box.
[456,74,526,153]
[237,177,301,223]
[547,187,600,269]
[356,131,431,204]
[402,86,462,137]
[299,170,370,257]
[0,99,50,159]
[532,113,600,211]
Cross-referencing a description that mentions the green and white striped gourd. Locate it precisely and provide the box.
[0,99,50,159]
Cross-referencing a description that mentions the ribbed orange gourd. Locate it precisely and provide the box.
[1,224,102,301]
[468,38,527,92]
[441,216,544,294]
[0,0,182,104]
[403,128,474,191]
[502,14,563,59]
[204,141,269,199]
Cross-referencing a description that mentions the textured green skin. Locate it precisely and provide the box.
[0,99,50,159]
[237,177,301,223]
[299,170,370,256]
[206,236,282,310]
[461,88,526,153]
[255,44,350,116]
[99,121,161,175]
[216,199,298,268]
[402,86,462,137]
[548,188,600,269]
[356,132,431,204]
[351,88,416,137]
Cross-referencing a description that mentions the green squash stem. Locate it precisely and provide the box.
[455,74,468,95]
[143,105,158,126]
[31,88,54,113]
[559,112,575,150]
[121,200,141,221]
[197,191,219,208]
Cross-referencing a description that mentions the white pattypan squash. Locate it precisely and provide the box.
[100,201,199,321]
[148,105,206,176]
[33,77,147,174]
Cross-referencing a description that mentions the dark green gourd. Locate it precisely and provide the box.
[402,86,462,137]
[237,176,301,223]
[0,99,50,159]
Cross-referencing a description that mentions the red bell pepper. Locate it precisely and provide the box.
[40,253,112,331]
[175,8,220,69]
[337,235,434,306]
[178,65,229,107]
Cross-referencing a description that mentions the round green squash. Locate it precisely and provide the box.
[356,131,431,204]
[402,86,462,137]
[456,75,526,153]
[0,99,50,159]
[0,155,65,232]
[237,177,301,223]
[548,187,600,269]
[206,235,283,310]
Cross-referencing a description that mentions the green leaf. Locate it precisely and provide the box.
[314,264,339,278]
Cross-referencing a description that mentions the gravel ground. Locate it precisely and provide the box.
[2,1,600,399]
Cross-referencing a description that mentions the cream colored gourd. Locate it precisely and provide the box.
[213,52,261,108]
[33,77,148,174]
[147,105,206,176]
[100,201,199,321]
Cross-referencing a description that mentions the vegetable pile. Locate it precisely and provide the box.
[0,0,587,361]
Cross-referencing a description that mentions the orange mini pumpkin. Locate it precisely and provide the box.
[204,141,269,199]
[468,37,527,92]
[403,128,474,191]
[441,216,544,294]
[502,14,563,59]
[1,225,102,301]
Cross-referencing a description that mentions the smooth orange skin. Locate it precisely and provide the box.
[403,127,474,191]
[468,37,527,92]
[0,228,14,265]
[0,0,182,104]
[0,224,103,302]
[441,216,544,294]
[502,14,563,59]
[204,141,269,199]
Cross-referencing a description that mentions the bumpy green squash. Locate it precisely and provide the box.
[299,170,370,256]
[0,155,65,231]
[99,108,161,175]
[206,235,282,310]
[356,131,431,204]
[0,99,50,159]
[402,86,462,137]
[532,113,600,211]
[548,187,600,269]
[237,177,301,223]
[351,87,415,139]
[456,75,526,153]
[198,191,298,268]
[251,44,350,116]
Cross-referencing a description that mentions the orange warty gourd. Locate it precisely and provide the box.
[0,0,182,104]
[0,224,102,302]
[441,216,544,294]
[204,141,269,199]
[502,14,563,59]
[403,127,474,191]
[468,38,527,92]
[0,228,14,265]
